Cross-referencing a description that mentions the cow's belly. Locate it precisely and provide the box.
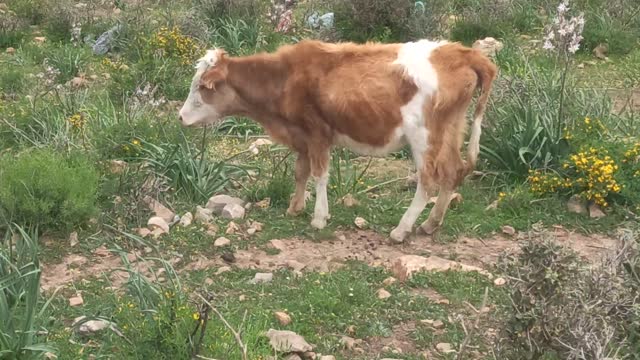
[334,127,406,157]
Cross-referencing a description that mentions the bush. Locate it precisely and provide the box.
[0,67,25,95]
[0,149,99,231]
[496,233,640,359]
[0,13,28,48]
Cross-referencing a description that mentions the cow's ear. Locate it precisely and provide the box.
[200,67,226,90]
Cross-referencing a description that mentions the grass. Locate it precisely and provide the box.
[0,0,638,358]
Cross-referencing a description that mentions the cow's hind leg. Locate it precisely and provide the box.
[310,148,331,229]
[287,153,310,216]
[420,187,454,235]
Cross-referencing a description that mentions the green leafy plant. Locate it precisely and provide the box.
[1,225,59,358]
[0,149,99,231]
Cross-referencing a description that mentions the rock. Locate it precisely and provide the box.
[136,228,151,238]
[73,316,112,336]
[226,221,240,235]
[147,216,169,233]
[494,277,506,286]
[109,160,127,174]
[354,217,368,229]
[377,288,392,300]
[567,194,588,215]
[274,311,292,326]
[256,197,271,209]
[284,355,302,360]
[269,239,287,251]
[221,203,245,220]
[221,252,236,263]
[216,266,231,275]
[250,272,273,284]
[214,237,231,247]
[320,356,336,360]
[285,260,306,272]
[340,194,359,207]
[340,336,359,350]
[472,37,504,57]
[307,11,334,29]
[143,196,175,223]
[92,24,122,55]
[206,195,245,215]
[302,352,316,360]
[436,342,455,353]
[432,320,445,329]
[205,278,214,285]
[68,76,88,88]
[501,225,516,235]
[69,295,84,307]
[34,36,46,43]
[249,220,264,232]
[589,203,606,218]
[195,206,214,223]
[205,223,219,236]
[382,277,397,286]
[179,212,193,226]
[247,228,257,235]
[6,47,15,54]
[44,352,57,359]
[593,43,608,60]
[266,329,313,353]
[69,231,78,247]
[391,255,491,281]
[248,138,273,154]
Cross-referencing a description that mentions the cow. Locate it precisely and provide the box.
[179,39,497,243]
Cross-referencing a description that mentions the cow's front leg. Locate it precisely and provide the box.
[287,153,310,216]
[310,149,330,229]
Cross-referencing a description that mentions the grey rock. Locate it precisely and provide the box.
[206,195,245,215]
[92,24,122,55]
[221,203,245,220]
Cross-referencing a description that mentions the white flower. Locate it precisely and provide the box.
[567,42,580,53]
[543,40,555,50]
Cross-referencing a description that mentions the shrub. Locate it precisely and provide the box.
[0,67,25,95]
[0,13,28,48]
[8,0,48,25]
[194,0,262,21]
[0,149,99,231]
[496,233,639,359]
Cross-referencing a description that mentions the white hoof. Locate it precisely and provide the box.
[390,227,409,243]
[310,218,327,229]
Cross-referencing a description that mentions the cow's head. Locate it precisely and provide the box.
[179,49,239,127]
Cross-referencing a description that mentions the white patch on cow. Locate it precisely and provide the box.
[179,49,222,126]
[389,39,446,242]
[334,127,405,157]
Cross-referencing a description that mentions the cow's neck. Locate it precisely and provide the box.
[226,53,288,120]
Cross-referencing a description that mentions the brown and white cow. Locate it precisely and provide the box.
[179,39,497,243]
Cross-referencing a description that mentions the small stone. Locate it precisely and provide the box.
[266,329,313,353]
[221,203,245,220]
[179,212,193,226]
[593,43,608,60]
[436,343,455,353]
[437,299,450,305]
[382,277,397,286]
[269,239,287,251]
[256,198,271,209]
[147,217,169,233]
[214,237,231,247]
[567,194,588,215]
[143,196,175,223]
[69,295,84,307]
[354,217,368,229]
[377,288,392,299]
[205,278,214,285]
[432,320,445,329]
[247,228,257,235]
[6,47,15,54]
[109,160,126,174]
[195,206,214,223]
[136,228,151,238]
[216,266,231,275]
[494,277,506,286]
[274,311,292,326]
[501,225,516,235]
[249,221,264,232]
[34,36,46,43]
[226,221,240,235]
[341,194,359,207]
[341,336,358,350]
[239,294,246,301]
[207,195,245,215]
[69,232,79,247]
[472,37,503,57]
[73,316,113,336]
[589,203,606,218]
[250,272,273,284]
[320,356,336,360]
[391,255,491,282]
[284,355,302,360]
[205,223,219,236]
[221,252,236,263]
[43,352,57,359]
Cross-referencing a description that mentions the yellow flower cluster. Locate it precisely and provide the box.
[623,142,640,164]
[102,58,129,71]
[149,26,200,65]
[67,113,85,129]
[563,117,605,140]
[529,147,622,207]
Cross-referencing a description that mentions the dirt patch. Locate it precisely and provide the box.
[42,229,621,291]
[610,88,640,114]
[361,321,418,356]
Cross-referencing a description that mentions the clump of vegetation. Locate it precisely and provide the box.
[148,26,202,65]
[496,232,640,359]
[0,150,99,231]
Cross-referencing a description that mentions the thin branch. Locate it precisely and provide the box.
[196,293,248,360]
[457,287,490,360]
